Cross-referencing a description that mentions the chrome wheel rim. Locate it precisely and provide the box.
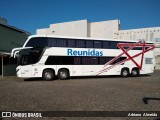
[60,72,67,78]
[45,72,52,79]
[123,70,128,76]
[132,70,137,75]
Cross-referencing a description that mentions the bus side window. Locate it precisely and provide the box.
[86,41,93,48]
[57,38,67,47]
[76,40,85,48]
[68,39,76,47]
[94,41,102,48]
[99,57,106,64]
[103,41,110,49]
[74,57,81,65]
[45,56,54,65]
[48,38,57,47]
[90,57,98,65]
[82,57,90,65]
[110,41,118,49]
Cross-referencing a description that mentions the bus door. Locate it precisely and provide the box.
[20,55,32,77]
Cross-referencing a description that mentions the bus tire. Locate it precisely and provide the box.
[121,68,129,77]
[42,69,54,80]
[131,68,139,77]
[58,69,70,80]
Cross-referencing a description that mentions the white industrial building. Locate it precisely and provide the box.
[37,19,120,39]
[36,19,160,69]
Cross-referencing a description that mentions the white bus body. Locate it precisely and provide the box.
[11,35,155,80]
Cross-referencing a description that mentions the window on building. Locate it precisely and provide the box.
[154,38,160,42]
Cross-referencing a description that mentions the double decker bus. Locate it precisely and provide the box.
[11,35,155,80]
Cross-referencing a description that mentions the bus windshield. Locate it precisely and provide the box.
[25,37,47,48]
[18,47,43,65]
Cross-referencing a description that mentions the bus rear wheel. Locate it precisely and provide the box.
[58,69,70,80]
[131,68,139,77]
[121,68,129,77]
[42,69,54,80]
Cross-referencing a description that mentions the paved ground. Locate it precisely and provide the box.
[0,71,160,120]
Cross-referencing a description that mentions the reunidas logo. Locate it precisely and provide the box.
[68,49,103,56]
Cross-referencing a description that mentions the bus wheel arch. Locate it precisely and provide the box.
[131,67,139,77]
[121,67,130,77]
[42,68,55,80]
[58,68,70,80]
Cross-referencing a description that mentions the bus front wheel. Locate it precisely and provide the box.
[58,69,70,80]
[42,69,54,80]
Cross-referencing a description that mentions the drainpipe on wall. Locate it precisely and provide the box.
[1,55,3,77]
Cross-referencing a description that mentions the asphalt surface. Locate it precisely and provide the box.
[0,70,160,120]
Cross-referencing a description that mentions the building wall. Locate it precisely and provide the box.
[0,21,30,76]
[117,27,160,42]
[117,27,160,58]
[36,19,120,39]
[36,20,160,43]
[3,65,16,76]
[117,27,160,69]
[36,28,49,35]
[37,20,88,37]
[51,20,88,37]
[155,55,160,69]
[0,25,28,52]
[90,20,119,39]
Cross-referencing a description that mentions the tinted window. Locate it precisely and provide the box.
[57,38,67,47]
[110,41,118,49]
[94,41,102,48]
[48,38,57,47]
[68,39,76,47]
[99,57,107,64]
[76,40,85,48]
[86,41,93,48]
[26,37,143,51]
[45,56,74,65]
[19,48,43,65]
[82,57,90,65]
[99,57,126,65]
[45,56,127,65]
[74,57,81,65]
[106,57,113,63]
[133,47,142,50]
[103,41,110,48]
[90,57,98,65]
[26,37,47,47]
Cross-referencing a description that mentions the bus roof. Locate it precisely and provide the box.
[28,35,154,44]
